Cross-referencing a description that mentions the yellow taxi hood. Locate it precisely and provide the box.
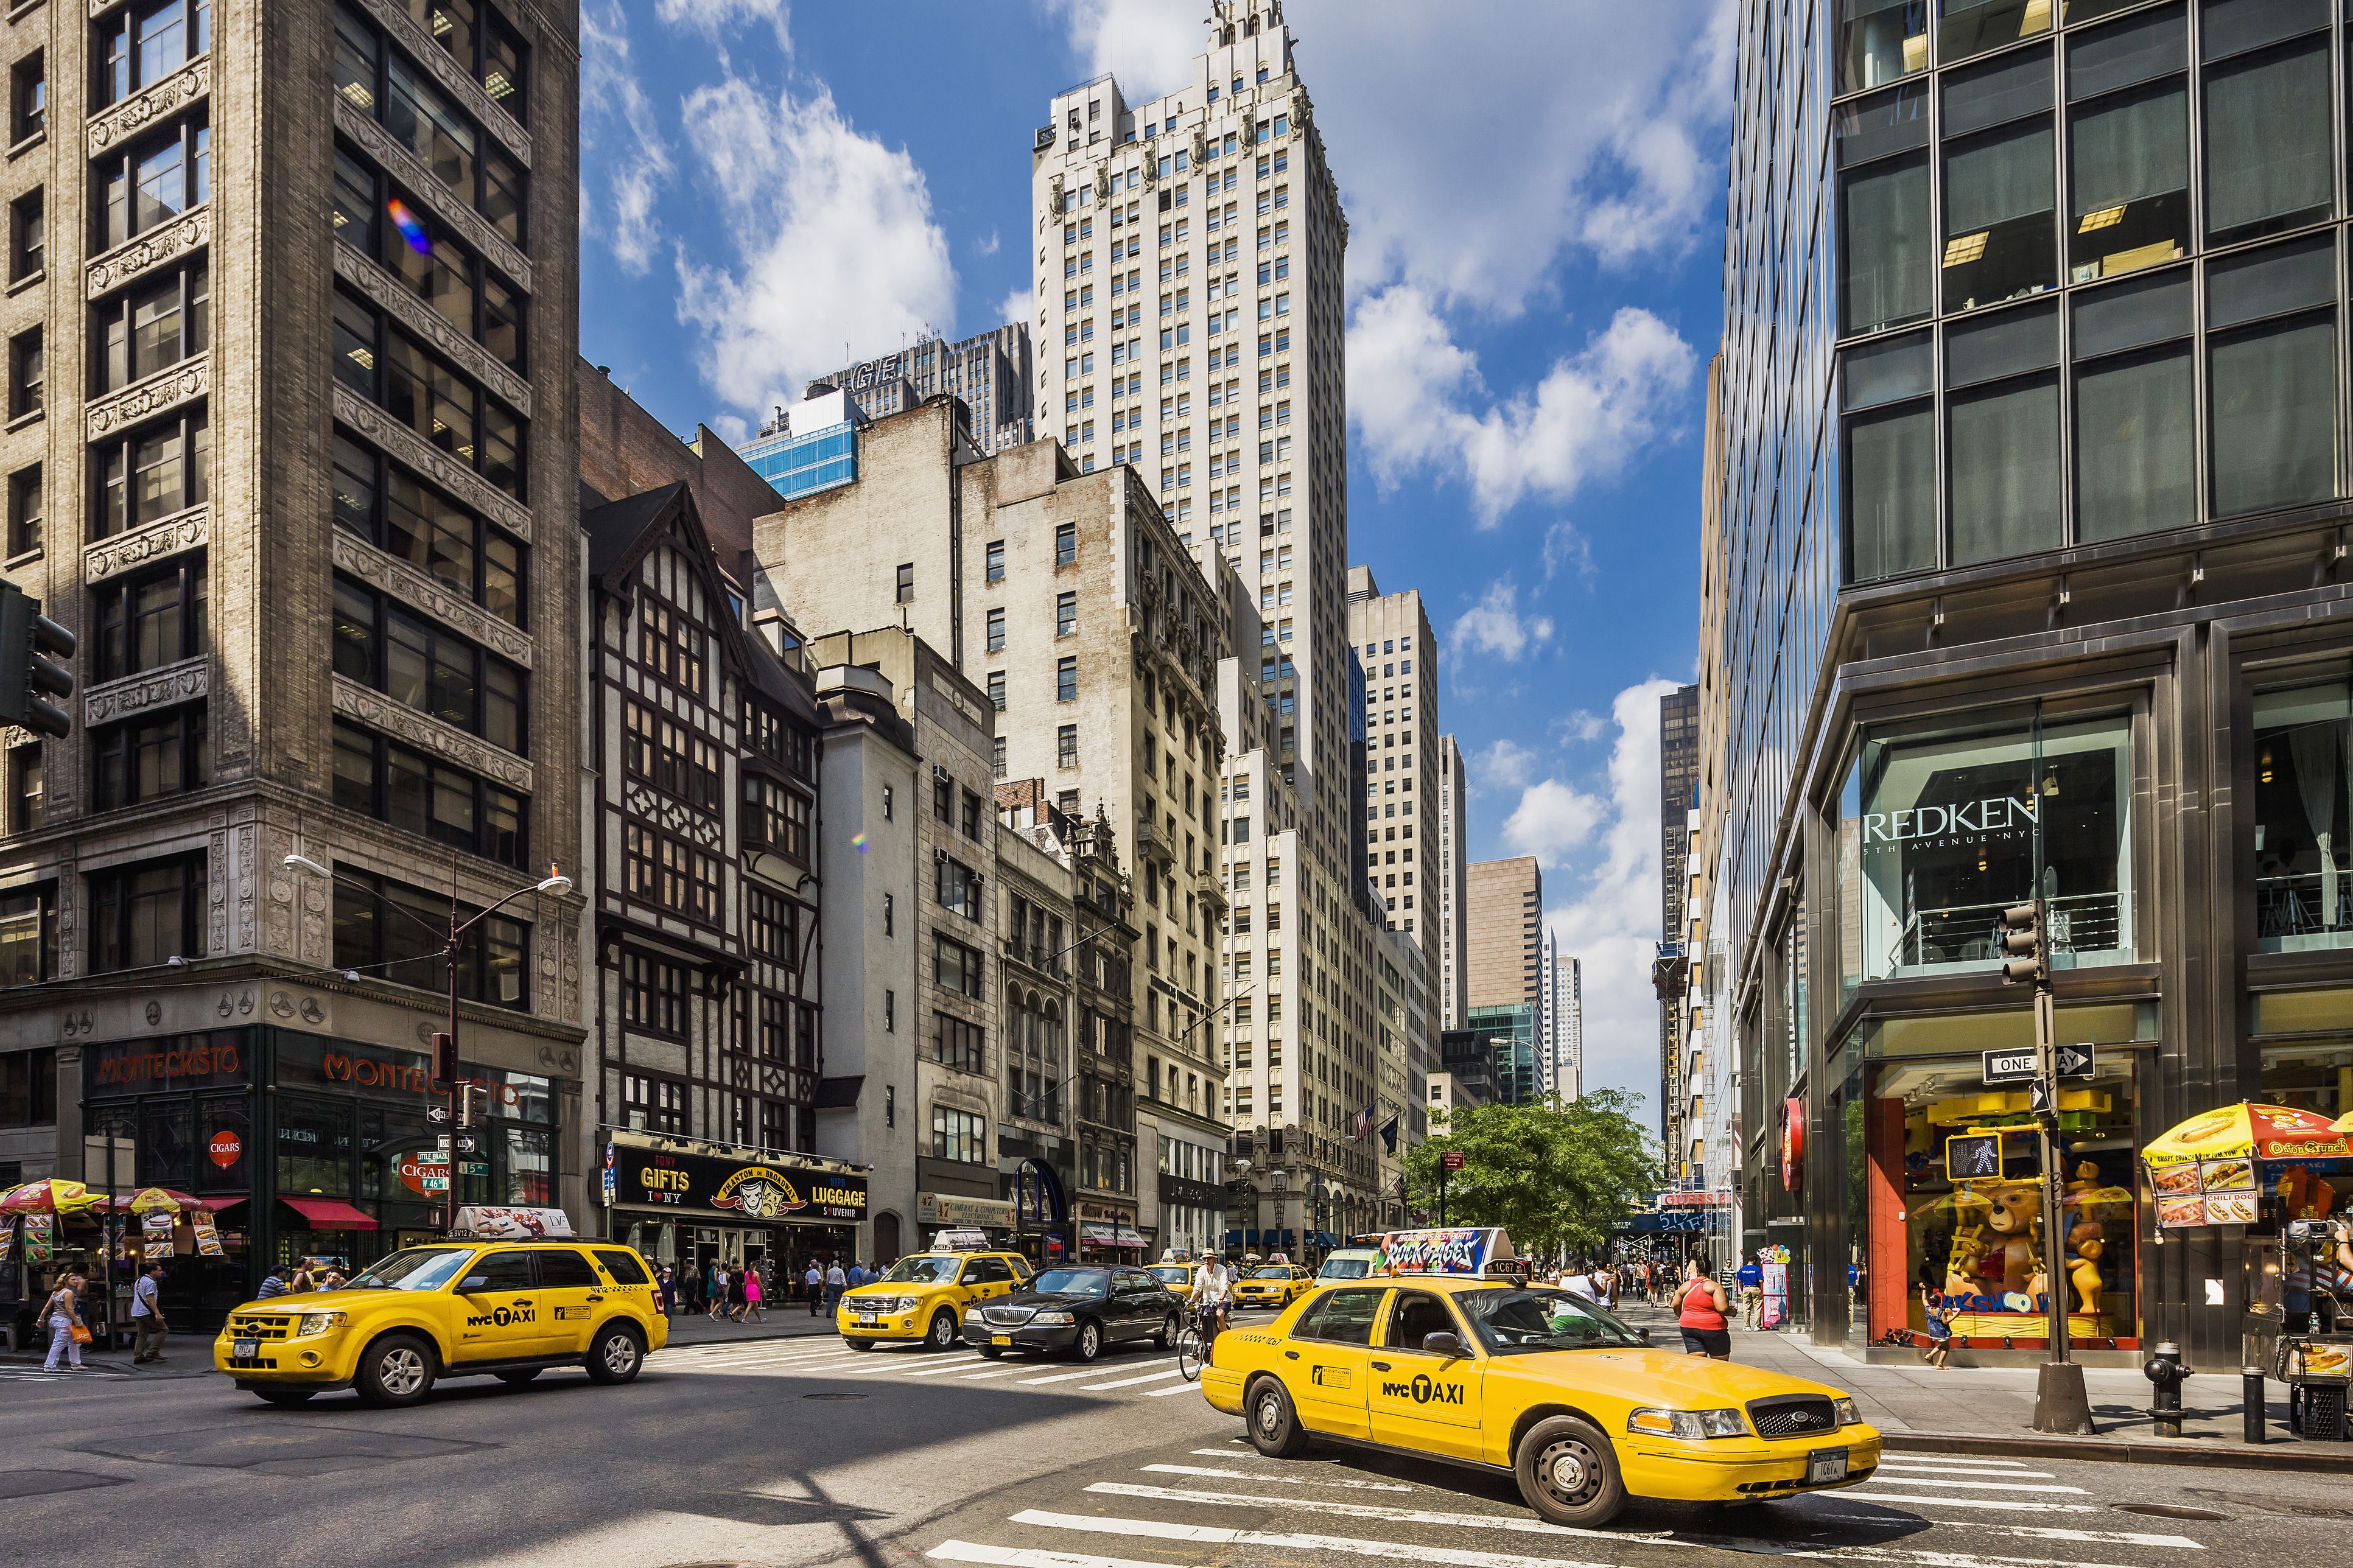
[1507,1346,1850,1407]
[842,1279,930,1298]
[236,1289,404,1311]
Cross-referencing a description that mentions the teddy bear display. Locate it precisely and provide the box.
[1981,1183,2044,1298]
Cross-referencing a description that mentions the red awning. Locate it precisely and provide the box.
[279,1197,379,1231]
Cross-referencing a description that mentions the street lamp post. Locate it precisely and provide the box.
[286,853,570,1236]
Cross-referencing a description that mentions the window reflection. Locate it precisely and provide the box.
[2200,0,2330,245]
[1939,0,2052,66]
[1941,49,2057,312]
[1840,0,1930,93]
[2065,6,2187,282]
[2254,682,2353,951]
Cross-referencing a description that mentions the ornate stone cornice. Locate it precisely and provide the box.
[84,504,206,580]
[356,0,531,168]
[84,655,205,727]
[86,205,209,300]
[331,673,534,793]
[330,528,533,668]
[88,56,208,158]
[332,97,533,295]
[331,382,533,543]
[87,354,206,441]
[332,242,530,418]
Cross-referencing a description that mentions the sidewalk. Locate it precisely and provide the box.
[654,1306,841,1348]
[1611,1301,2353,1471]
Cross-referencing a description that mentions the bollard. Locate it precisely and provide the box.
[2144,1342,2193,1438]
[2243,1368,2268,1444]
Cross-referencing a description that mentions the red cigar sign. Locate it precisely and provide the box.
[208,1132,241,1169]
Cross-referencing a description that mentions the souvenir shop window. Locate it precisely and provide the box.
[2253,681,2353,951]
[1845,709,2133,979]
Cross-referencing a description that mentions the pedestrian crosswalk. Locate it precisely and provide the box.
[921,1444,2230,1568]
[648,1337,1208,1402]
[0,1367,126,1382]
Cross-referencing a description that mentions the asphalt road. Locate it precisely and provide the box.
[0,1315,2330,1568]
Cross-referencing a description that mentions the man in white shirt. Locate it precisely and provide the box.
[1562,1268,1596,1303]
[1191,1254,1233,1337]
[826,1259,848,1313]
[130,1262,167,1363]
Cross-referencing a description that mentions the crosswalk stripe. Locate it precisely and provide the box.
[898,1356,990,1377]
[1140,1381,1202,1396]
[956,1366,1036,1380]
[1017,1367,1117,1385]
[1853,1492,2099,1514]
[1080,1367,1187,1391]
[1864,1477,2086,1494]
[1875,1463,2055,1479]
[1874,1456,2035,1469]
[1079,1483,1671,1542]
[1006,1510,1621,1568]
[1141,1463,1413,1493]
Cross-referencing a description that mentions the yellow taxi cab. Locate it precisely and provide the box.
[1146,1259,1199,1295]
[1233,1262,1314,1310]
[214,1240,669,1409]
[838,1234,1033,1349]
[1199,1229,1880,1527]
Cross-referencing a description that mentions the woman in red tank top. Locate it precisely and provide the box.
[1674,1254,1732,1360]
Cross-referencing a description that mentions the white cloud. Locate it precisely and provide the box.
[655,0,791,46]
[673,76,958,418]
[1504,780,1606,865]
[1036,0,1204,102]
[1350,288,1698,522]
[975,227,1001,257]
[1451,578,1554,664]
[1475,738,1540,794]
[1001,284,1037,334]
[1539,677,1683,1105]
[1542,520,1595,584]
[580,3,674,275]
[1554,710,1607,744]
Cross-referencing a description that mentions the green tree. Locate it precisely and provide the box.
[1403,1090,1658,1262]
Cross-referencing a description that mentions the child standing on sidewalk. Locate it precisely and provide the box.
[1918,1283,1952,1370]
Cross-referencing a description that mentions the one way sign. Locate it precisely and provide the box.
[1982,1043,2097,1084]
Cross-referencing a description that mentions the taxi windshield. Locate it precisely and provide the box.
[1148,1266,1190,1283]
[343,1248,473,1292]
[1247,1265,1293,1279]
[880,1256,961,1285]
[1318,1258,1372,1279]
[1456,1287,1647,1353]
[1032,1267,1110,1296]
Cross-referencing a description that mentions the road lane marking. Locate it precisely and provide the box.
[1141,1463,1413,1492]
[1140,1381,1204,1395]
[1009,1511,1627,1567]
[1873,1463,2056,1479]
[955,1366,1036,1380]
[1849,1492,2100,1514]
[1862,1477,2086,1494]
[1079,1483,1672,1542]
[1017,1367,1121,1385]
[1081,1368,1188,1391]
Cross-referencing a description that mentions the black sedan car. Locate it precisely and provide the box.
[961,1265,1182,1362]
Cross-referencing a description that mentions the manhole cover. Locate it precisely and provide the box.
[2114,1504,2230,1521]
[801,1391,867,1401]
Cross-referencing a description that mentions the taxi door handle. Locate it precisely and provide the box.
[1371,1361,1392,1372]
[586,1293,605,1303]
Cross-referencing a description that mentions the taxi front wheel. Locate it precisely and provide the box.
[356,1333,436,1409]
[1246,1376,1310,1458]
[1514,1415,1627,1528]
[927,1311,959,1350]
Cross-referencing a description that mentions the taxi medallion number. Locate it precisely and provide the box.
[1808,1447,1849,1485]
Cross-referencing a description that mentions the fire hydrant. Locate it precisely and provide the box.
[2144,1342,2193,1438]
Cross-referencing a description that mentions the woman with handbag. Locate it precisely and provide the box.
[41,1273,86,1373]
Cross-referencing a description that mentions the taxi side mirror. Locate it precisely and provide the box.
[1422,1331,1465,1359]
[458,1275,490,1294]
[1633,1326,1652,1344]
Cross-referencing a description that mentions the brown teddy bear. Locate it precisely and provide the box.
[1983,1185,2043,1298]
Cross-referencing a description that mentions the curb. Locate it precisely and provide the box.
[1885,1430,2353,1474]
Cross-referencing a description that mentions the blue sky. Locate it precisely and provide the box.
[577,0,1736,1111]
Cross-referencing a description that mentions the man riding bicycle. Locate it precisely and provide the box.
[1190,1253,1234,1341]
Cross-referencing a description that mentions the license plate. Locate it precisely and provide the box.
[234,1339,258,1359]
[992,1334,1012,1346]
[1806,1447,1850,1485]
[857,1314,877,1327]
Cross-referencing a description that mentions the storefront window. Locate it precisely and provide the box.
[2260,1041,2353,1121]
[277,1094,354,1198]
[2253,681,2353,950]
[194,1094,247,1193]
[1847,710,2134,979]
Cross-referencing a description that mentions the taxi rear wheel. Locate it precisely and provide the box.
[1246,1375,1310,1458]
[585,1324,644,1385]
[355,1333,435,1409]
[1515,1415,1626,1528]
[927,1311,959,1350]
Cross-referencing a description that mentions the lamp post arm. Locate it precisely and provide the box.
[451,877,563,942]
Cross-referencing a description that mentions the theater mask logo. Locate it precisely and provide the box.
[712,1167,808,1220]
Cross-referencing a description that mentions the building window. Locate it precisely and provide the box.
[86,852,206,972]
[390,0,530,124]
[6,464,37,556]
[1057,724,1078,768]
[747,887,797,965]
[93,262,205,393]
[0,1047,55,1125]
[333,4,527,249]
[92,706,207,813]
[333,149,527,374]
[931,1104,986,1163]
[92,555,205,682]
[2201,3,2331,248]
[622,1071,686,1134]
[331,288,525,501]
[1842,331,1935,582]
[623,698,720,809]
[331,435,523,625]
[934,1012,984,1073]
[0,884,55,986]
[937,855,981,919]
[1837,88,1931,338]
[9,51,40,144]
[621,951,689,1037]
[7,326,38,419]
[2251,679,2353,951]
[331,718,526,868]
[985,540,1004,582]
[2208,232,2337,518]
[1843,710,2133,980]
[743,772,810,863]
[933,931,984,998]
[2064,7,2187,285]
[986,670,1005,712]
[9,744,40,833]
[93,115,208,254]
[1940,47,2056,313]
[992,736,1007,780]
[1056,590,1076,636]
[95,0,212,109]
[1837,0,1927,94]
[1055,522,1077,565]
[1946,299,2061,565]
[331,573,525,752]
[986,607,1005,651]
[895,562,914,603]
[333,864,528,1006]
[9,188,39,282]
[2072,267,2194,541]
[622,822,720,924]
[1057,655,1078,701]
[90,410,208,537]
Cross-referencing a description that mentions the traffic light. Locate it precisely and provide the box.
[1998,900,2048,986]
[431,1031,458,1090]
[0,581,73,738]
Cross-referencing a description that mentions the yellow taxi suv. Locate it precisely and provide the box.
[216,1241,669,1409]
[838,1247,1033,1349]
[1234,1262,1314,1311]
[1146,1261,1199,1295]
[1200,1229,1880,1528]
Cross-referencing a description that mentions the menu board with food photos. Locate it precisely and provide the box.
[2152,1157,2264,1226]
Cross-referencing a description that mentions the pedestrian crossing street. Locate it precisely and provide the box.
[925,1446,2240,1568]
[648,1336,1208,1399]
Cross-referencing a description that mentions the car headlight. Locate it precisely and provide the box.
[1033,1310,1075,1325]
[1627,1406,1748,1440]
[963,1307,986,1323]
[295,1312,349,1338]
[1832,1397,1860,1427]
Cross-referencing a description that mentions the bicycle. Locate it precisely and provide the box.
[1175,1300,1227,1382]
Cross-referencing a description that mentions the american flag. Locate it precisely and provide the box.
[1348,1104,1376,1143]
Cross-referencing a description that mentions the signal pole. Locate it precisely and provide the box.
[2001,898,2095,1435]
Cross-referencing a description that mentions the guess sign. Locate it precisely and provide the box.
[208,1132,242,1169]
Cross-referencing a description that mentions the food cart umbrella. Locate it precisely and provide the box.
[0,1178,101,1215]
[105,1188,198,1215]
[2144,1102,2349,1166]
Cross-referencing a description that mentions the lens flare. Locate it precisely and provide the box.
[850,831,870,854]
[387,197,432,256]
